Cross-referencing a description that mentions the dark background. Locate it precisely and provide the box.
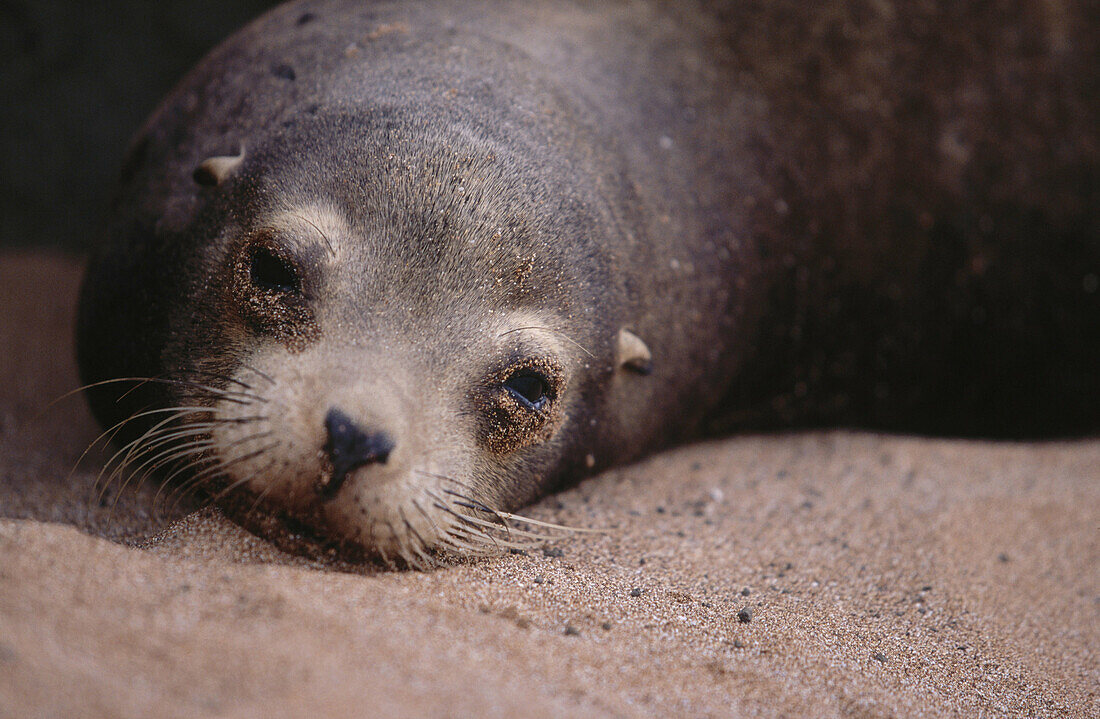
[1,0,281,253]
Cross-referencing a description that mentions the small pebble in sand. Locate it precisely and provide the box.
[741,588,751,596]
[564,624,580,636]
[533,575,545,584]
[997,553,1010,563]
[601,621,612,630]
[737,607,752,623]
[872,652,887,663]
[733,639,745,649]
[630,587,644,597]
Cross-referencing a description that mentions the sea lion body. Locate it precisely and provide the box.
[78,0,1099,560]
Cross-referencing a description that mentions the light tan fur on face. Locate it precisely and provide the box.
[262,202,351,262]
[210,344,465,562]
[207,305,580,564]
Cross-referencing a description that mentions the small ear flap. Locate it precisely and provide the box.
[193,147,245,187]
[616,328,652,375]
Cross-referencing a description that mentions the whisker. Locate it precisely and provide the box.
[236,362,277,386]
[426,476,593,553]
[48,377,265,411]
[498,325,596,358]
[153,455,219,502]
[293,212,336,256]
[68,401,158,487]
[437,531,489,556]
[206,441,284,503]
[160,436,278,509]
[449,520,531,552]
[374,528,396,571]
[426,491,503,552]
[108,440,215,517]
[415,471,515,527]
[246,477,277,515]
[398,505,436,569]
[112,436,214,496]
[440,488,508,526]
[178,368,256,391]
[124,424,268,514]
[411,498,445,547]
[381,521,401,570]
[113,376,266,405]
[92,408,264,500]
[149,430,275,510]
[452,512,542,540]
[92,408,211,480]
[105,424,217,481]
[92,407,217,503]
[437,484,599,535]
[126,432,218,481]
[495,510,603,534]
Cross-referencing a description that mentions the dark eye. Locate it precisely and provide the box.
[249,245,300,293]
[503,371,550,410]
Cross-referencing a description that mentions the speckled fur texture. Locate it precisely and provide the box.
[77,0,1098,561]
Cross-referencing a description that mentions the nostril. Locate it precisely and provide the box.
[320,408,395,498]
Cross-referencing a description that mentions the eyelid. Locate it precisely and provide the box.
[496,358,563,393]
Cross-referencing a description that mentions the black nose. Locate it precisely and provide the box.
[320,408,394,498]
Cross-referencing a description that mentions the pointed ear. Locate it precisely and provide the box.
[616,328,652,375]
[192,147,245,187]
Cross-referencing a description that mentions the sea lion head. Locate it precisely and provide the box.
[80,107,655,563]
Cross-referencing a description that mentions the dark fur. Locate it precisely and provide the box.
[79,0,1098,520]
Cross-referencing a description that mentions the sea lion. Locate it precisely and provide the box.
[77,0,1099,563]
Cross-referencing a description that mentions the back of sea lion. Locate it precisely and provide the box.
[77,0,1098,561]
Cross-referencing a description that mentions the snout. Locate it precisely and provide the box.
[318,407,395,498]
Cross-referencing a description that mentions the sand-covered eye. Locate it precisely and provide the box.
[503,371,550,410]
[249,245,300,293]
[481,360,564,453]
[233,239,318,348]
